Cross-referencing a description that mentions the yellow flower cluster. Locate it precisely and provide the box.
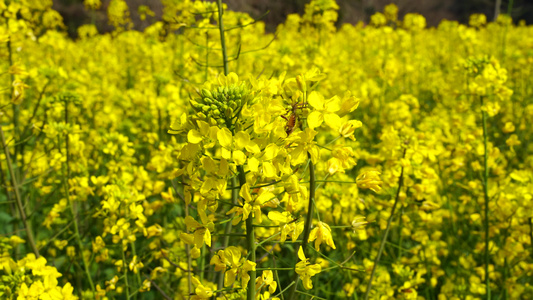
[1,0,532,299]
[0,240,77,300]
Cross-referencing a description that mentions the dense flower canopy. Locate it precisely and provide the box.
[0,0,532,299]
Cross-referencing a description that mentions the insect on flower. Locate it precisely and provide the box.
[281,98,307,136]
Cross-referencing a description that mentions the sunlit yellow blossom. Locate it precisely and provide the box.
[356,170,383,193]
[295,246,321,290]
[308,221,336,250]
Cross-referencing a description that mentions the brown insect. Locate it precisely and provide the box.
[281,100,306,136]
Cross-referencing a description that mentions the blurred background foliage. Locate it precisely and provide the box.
[53,0,533,37]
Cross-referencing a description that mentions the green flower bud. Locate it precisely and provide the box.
[225,107,234,118]
[190,100,201,110]
[202,88,213,99]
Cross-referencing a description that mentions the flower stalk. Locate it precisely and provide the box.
[0,125,40,258]
[364,148,406,300]
[63,101,95,294]
[288,156,316,299]
[481,96,491,299]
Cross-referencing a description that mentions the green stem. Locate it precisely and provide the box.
[256,232,281,248]
[529,218,533,260]
[216,0,229,76]
[364,148,406,300]
[219,177,238,289]
[481,97,491,300]
[0,125,39,257]
[64,103,95,294]
[130,241,142,298]
[200,243,206,282]
[7,35,20,167]
[237,165,256,300]
[274,281,295,298]
[288,157,316,299]
[122,247,130,299]
[272,256,285,300]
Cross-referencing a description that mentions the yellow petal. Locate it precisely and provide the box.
[262,162,277,178]
[204,229,211,247]
[248,157,260,172]
[297,246,306,261]
[324,113,341,130]
[233,150,247,165]
[307,91,324,110]
[325,95,341,112]
[307,111,323,129]
[227,72,239,85]
[239,183,252,202]
[235,131,250,149]
[217,127,233,148]
[187,130,203,144]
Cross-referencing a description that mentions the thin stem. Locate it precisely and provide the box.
[216,0,228,76]
[122,247,130,299]
[200,243,206,282]
[64,103,95,294]
[145,276,172,300]
[179,184,193,296]
[364,148,406,300]
[529,218,533,260]
[255,232,281,248]
[296,290,327,300]
[219,177,238,289]
[130,241,142,297]
[272,256,285,300]
[481,96,491,300]
[0,125,40,257]
[238,165,256,300]
[288,156,316,300]
[274,281,295,298]
[256,267,294,271]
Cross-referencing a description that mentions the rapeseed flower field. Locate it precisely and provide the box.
[1,0,532,299]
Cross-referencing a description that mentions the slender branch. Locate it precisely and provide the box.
[0,125,40,257]
[216,0,229,76]
[529,217,533,260]
[288,156,316,299]
[122,247,130,299]
[145,276,172,300]
[481,96,491,300]
[238,165,256,300]
[63,102,95,294]
[364,148,407,300]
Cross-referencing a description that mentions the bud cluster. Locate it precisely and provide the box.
[190,82,252,130]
